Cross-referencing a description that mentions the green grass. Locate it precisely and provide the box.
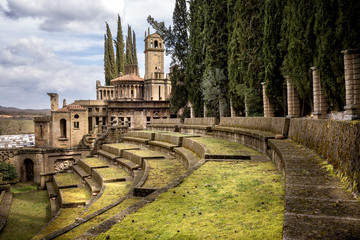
[0,190,50,240]
[0,119,34,135]
[60,187,91,203]
[95,160,284,240]
[192,137,261,155]
[142,159,187,188]
[96,167,129,180]
[10,182,37,193]
[106,143,138,150]
[83,158,110,167]
[55,173,81,186]
[127,149,165,158]
[82,181,133,217]
[33,207,85,240]
[55,198,139,240]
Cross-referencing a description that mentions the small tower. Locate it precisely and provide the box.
[143,29,170,101]
[47,93,59,111]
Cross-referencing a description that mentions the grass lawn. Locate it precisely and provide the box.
[96,167,129,180]
[10,182,37,193]
[60,187,91,204]
[192,137,261,155]
[95,160,284,240]
[82,181,133,217]
[0,190,50,240]
[56,199,139,240]
[83,158,109,167]
[33,207,85,240]
[142,159,186,188]
[55,173,81,186]
[127,149,165,158]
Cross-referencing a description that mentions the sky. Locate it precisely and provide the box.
[0,0,174,109]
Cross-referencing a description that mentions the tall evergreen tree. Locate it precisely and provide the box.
[125,25,133,65]
[104,34,110,85]
[132,30,138,66]
[263,0,285,116]
[227,0,265,116]
[105,22,117,85]
[281,0,316,116]
[115,14,125,75]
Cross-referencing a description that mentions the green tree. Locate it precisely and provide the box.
[263,0,285,116]
[281,0,316,116]
[105,22,117,85]
[132,30,138,66]
[115,14,125,75]
[0,162,17,180]
[125,25,133,65]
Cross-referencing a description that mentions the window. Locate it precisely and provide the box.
[60,119,67,138]
[154,40,158,48]
[74,122,79,129]
[74,114,79,119]
[40,125,43,139]
[159,86,161,100]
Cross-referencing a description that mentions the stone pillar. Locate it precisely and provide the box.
[204,103,207,118]
[286,76,301,118]
[219,99,225,118]
[311,67,328,119]
[189,102,195,118]
[261,82,274,117]
[342,49,360,120]
[230,99,235,117]
[47,93,59,111]
[244,94,249,117]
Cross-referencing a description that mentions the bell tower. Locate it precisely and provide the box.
[144,28,165,80]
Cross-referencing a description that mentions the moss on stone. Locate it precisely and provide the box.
[55,173,81,186]
[60,187,91,204]
[83,158,109,167]
[96,167,128,180]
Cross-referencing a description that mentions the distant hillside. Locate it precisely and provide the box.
[0,106,50,118]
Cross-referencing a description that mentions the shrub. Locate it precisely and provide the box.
[0,162,18,180]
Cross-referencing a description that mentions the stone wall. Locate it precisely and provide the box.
[183,117,217,126]
[288,118,360,193]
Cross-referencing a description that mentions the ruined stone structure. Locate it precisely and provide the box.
[342,49,360,120]
[286,77,301,118]
[261,82,275,117]
[311,67,328,119]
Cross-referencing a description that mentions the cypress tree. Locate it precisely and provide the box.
[281,0,316,116]
[125,25,133,65]
[186,0,206,116]
[263,0,285,116]
[105,22,117,84]
[227,0,265,116]
[104,34,111,85]
[115,14,125,75]
[132,30,138,66]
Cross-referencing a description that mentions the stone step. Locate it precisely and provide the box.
[85,177,101,194]
[50,197,60,218]
[97,149,119,161]
[173,147,199,169]
[116,158,140,176]
[0,192,13,231]
[46,181,57,198]
[73,165,90,179]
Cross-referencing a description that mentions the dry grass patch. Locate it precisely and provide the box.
[142,159,186,188]
[60,187,91,204]
[55,173,81,186]
[83,158,109,167]
[127,149,165,158]
[96,167,129,180]
[106,143,138,150]
[192,137,261,155]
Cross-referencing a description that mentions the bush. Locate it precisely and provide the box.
[0,162,18,180]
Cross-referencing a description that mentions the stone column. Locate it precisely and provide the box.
[219,99,225,118]
[286,76,301,118]
[204,103,207,118]
[311,67,328,119]
[342,49,360,120]
[244,94,249,117]
[261,82,274,117]
[230,99,235,117]
[189,102,195,118]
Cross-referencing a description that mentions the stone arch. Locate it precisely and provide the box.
[154,40,158,48]
[21,158,34,182]
[60,118,67,138]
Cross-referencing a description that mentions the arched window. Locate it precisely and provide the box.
[154,40,158,48]
[23,159,34,182]
[40,125,43,139]
[159,86,161,100]
[60,119,67,138]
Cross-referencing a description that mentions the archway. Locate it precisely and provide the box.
[21,159,34,182]
[60,119,66,138]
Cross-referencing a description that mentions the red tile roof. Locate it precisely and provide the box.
[111,74,144,83]
[57,105,85,112]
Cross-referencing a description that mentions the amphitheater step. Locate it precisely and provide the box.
[173,147,199,169]
[116,158,141,175]
[97,149,119,161]
[73,165,90,179]
[85,177,101,194]
[0,192,13,232]
[46,181,57,198]
[269,139,360,239]
[49,197,59,218]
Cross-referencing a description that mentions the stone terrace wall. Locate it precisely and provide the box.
[150,118,181,125]
[184,117,217,126]
[288,118,360,194]
[219,117,289,136]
